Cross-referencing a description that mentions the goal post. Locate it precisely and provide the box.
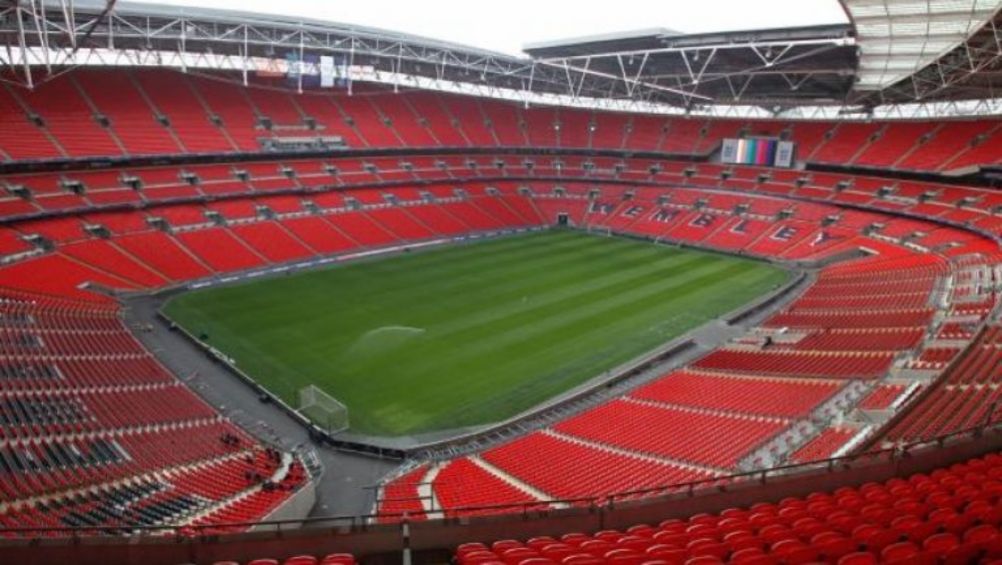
[298,385,350,433]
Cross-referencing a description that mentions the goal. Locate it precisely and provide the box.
[298,385,350,433]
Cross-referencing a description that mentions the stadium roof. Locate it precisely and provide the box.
[523,24,858,107]
[844,0,1000,91]
[523,28,684,55]
[1,0,1001,117]
[843,0,1002,105]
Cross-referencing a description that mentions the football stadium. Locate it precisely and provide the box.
[1,0,1002,563]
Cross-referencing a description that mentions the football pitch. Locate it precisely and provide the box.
[163,230,790,436]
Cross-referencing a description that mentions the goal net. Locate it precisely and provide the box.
[298,385,349,433]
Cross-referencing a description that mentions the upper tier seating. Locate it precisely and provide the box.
[3,69,1002,175]
[74,70,184,155]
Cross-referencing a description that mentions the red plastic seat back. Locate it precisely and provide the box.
[837,552,878,565]
[881,542,920,563]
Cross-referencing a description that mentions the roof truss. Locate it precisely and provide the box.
[1,0,1002,118]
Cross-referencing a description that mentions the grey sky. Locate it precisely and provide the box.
[130,0,849,55]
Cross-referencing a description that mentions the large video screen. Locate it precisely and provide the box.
[721,137,795,168]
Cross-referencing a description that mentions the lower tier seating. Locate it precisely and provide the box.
[858,385,907,410]
[788,427,858,464]
[552,400,787,469]
[0,290,309,536]
[376,465,428,523]
[479,432,711,501]
[629,371,840,419]
[692,349,894,380]
[0,175,997,533]
[213,554,355,565]
[433,458,544,518]
[365,183,997,518]
[886,325,1002,442]
[455,451,1002,565]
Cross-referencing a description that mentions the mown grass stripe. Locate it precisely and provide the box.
[164,230,788,436]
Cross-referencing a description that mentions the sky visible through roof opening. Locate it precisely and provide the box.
[129,0,850,56]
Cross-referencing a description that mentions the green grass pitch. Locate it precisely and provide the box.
[163,230,790,436]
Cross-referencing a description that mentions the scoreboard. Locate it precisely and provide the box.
[721,137,796,168]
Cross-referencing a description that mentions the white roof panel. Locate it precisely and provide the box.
[843,0,1001,89]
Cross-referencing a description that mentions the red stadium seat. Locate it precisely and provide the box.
[881,542,921,563]
[837,553,878,565]
[561,555,604,565]
[8,50,1002,565]
[320,555,357,565]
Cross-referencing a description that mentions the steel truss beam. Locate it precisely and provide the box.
[0,1,653,102]
[1,1,1002,119]
[856,10,1002,106]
